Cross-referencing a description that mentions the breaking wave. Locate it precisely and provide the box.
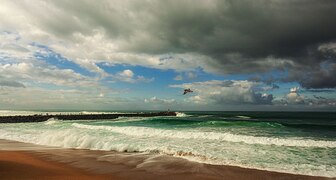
[175,112,190,117]
[72,123,336,148]
[44,118,59,125]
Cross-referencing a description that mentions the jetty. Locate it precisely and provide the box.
[0,111,177,123]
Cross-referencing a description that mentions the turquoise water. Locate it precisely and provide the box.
[0,111,335,177]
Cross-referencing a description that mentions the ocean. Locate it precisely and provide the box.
[0,111,335,177]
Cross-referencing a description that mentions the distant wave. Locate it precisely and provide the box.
[282,123,336,130]
[72,123,336,148]
[44,118,59,125]
[175,112,190,117]
[235,115,251,119]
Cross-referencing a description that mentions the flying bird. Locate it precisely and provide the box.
[183,88,193,95]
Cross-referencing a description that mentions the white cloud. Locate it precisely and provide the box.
[73,58,108,78]
[186,72,197,79]
[120,69,134,78]
[171,80,274,105]
[144,96,176,104]
[318,42,336,54]
[114,69,153,83]
[0,62,96,87]
[290,87,300,93]
[285,87,305,104]
[0,1,226,75]
[173,71,198,81]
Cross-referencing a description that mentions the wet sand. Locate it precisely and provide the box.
[0,139,331,180]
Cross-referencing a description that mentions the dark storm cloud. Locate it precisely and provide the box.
[254,93,273,105]
[285,62,336,88]
[11,0,336,88]
[147,1,336,57]
[138,0,336,88]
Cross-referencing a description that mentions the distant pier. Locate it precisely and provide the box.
[0,111,177,123]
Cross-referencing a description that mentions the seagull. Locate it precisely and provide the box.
[183,88,193,95]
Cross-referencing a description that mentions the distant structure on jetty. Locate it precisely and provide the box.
[0,111,177,123]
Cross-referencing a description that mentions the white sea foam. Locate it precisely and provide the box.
[44,118,59,125]
[114,116,150,123]
[72,123,336,148]
[175,112,190,117]
[235,115,251,119]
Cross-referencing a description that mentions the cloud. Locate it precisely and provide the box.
[1,0,335,88]
[0,80,25,88]
[114,69,153,83]
[260,84,279,91]
[173,71,197,81]
[171,80,274,105]
[309,97,336,107]
[0,62,95,87]
[290,87,300,93]
[271,87,336,107]
[0,32,100,88]
[144,96,176,104]
[286,87,305,104]
[0,87,129,110]
[0,0,335,110]
[186,72,197,79]
[119,69,134,78]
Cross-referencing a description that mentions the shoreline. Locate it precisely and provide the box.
[0,139,331,180]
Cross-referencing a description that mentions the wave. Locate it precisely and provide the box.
[175,112,190,117]
[235,115,251,119]
[114,116,152,123]
[44,118,59,125]
[72,123,336,148]
[282,123,336,130]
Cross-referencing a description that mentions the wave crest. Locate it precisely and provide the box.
[72,123,336,148]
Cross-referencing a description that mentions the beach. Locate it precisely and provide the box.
[0,139,330,180]
[0,111,335,179]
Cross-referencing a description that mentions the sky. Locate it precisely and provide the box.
[0,0,336,111]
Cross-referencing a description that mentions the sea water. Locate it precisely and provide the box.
[0,111,335,177]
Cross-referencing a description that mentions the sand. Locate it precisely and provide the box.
[0,151,114,180]
[0,139,331,180]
